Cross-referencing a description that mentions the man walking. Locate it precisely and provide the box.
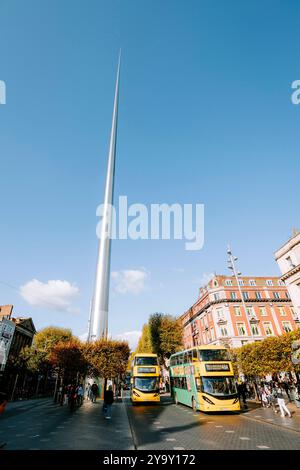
[91,382,99,403]
[103,385,114,419]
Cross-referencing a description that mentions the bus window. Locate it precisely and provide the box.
[201,377,237,396]
[135,357,158,366]
[195,377,202,391]
[134,377,159,392]
[199,350,230,362]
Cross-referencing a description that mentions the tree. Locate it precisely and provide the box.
[49,339,88,385]
[148,313,183,366]
[136,324,152,354]
[232,329,300,378]
[33,327,73,359]
[84,339,130,380]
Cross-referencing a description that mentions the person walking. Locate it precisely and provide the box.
[91,382,99,403]
[103,385,114,419]
[77,384,84,406]
[276,384,292,417]
[237,381,247,408]
[0,391,8,448]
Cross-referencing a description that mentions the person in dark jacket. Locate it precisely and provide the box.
[103,385,114,419]
[91,382,99,403]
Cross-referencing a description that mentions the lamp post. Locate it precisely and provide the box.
[227,245,254,342]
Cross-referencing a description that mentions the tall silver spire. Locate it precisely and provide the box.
[89,53,121,341]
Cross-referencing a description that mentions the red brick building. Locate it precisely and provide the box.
[180,275,300,349]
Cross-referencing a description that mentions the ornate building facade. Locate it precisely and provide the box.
[180,275,300,349]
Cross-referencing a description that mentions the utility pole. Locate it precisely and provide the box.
[227,245,254,342]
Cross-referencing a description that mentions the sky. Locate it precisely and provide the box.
[0,0,300,350]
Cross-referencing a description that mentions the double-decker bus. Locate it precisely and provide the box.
[130,353,160,404]
[169,345,240,413]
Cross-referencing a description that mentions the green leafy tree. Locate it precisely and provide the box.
[33,327,73,359]
[136,324,152,354]
[148,313,183,366]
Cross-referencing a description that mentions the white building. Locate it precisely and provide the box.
[275,230,300,319]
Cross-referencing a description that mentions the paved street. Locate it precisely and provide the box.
[126,396,300,450]
[1,395,300,450]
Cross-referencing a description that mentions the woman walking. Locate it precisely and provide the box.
[276,384,292,418]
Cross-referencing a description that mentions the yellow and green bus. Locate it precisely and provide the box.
[130,353,160,404]
[169,346,240,413]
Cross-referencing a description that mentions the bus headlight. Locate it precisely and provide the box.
[133,390,140,397]
[203,395,214,405]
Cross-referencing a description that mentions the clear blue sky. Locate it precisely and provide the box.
[0,0,299,347]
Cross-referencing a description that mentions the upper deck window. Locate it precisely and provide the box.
[135,357,158,366]
[198,349,230,362]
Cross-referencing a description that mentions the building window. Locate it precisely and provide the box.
[210,327,215,341]
[238,279,244,286]
[259,307,267,316]
[278,280,285,286]
[220,326,228,337]
[278,307,286,317]
[216,308,224,320]
[282,321,292,333]
[285,292,291,300]
[246,307,255,317]
[214,293,220,301]
[290,307,295,315]
[237,323,246,336]
[251,324,260,336]
[230,292,237,300]
[273,292,280,300]
[225,279,233,286]
[266,280,273,286]
[249,280,256,286]
[243,292,249,301]
[234,306,241,316]
[263,322,274,336]
[255,291,262,300]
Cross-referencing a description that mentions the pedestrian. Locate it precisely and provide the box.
[77,384,84,406]
[86,383,91,401]
[261,389,269,408]
[276,384,292,418]
[103,385,114,419]
[91,382,99,403]
[237,381,247,408]
[282,381,291,401]
[0,391,8,448]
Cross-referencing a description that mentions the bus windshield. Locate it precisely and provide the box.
[198,349,230,362]
[135,357,158,366]
[134,377,159,392]
[199,376,237,396]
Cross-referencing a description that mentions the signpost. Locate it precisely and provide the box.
[0,318,15,372]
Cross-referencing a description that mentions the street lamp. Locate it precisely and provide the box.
[227,245,254,342]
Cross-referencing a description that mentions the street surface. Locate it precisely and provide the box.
[0,394,299,450]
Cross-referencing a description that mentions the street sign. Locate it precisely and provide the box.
[0,318,15,370]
